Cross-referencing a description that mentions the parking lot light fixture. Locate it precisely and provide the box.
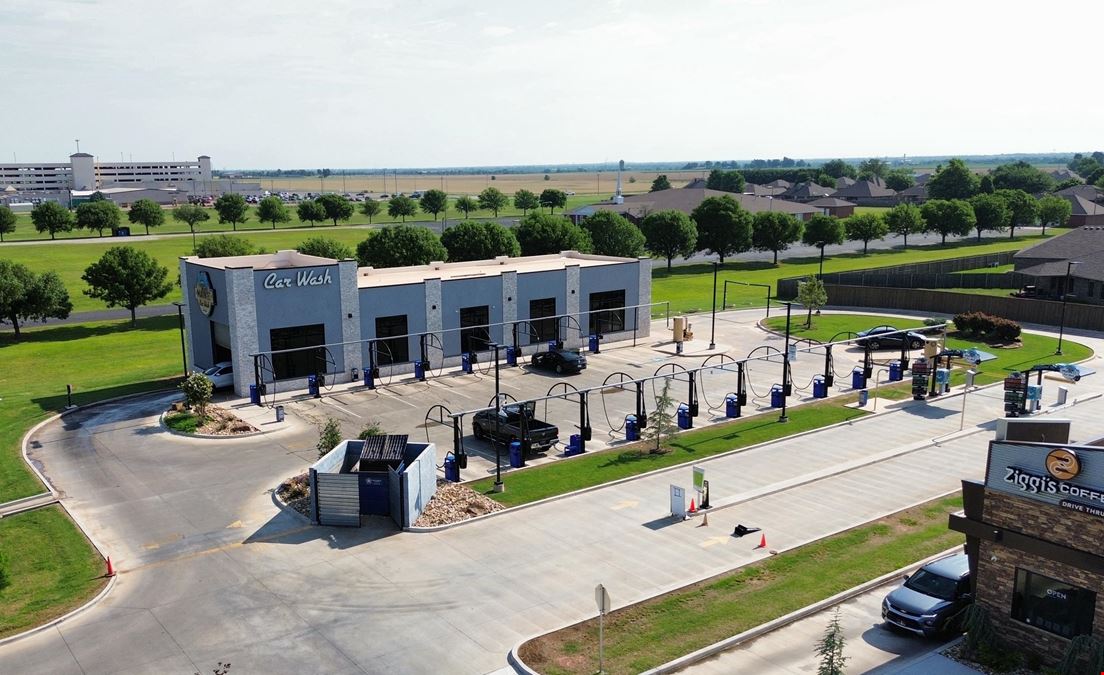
[1056,261,1081,355]
[172,301,187,377]
[709,262,719,350]
[491,342,504,493]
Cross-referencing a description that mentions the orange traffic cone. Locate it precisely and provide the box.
[756,533,767,549]
[106,556,116,577]
[689,498,697,513]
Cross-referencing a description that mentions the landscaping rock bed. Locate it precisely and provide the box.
[164,403,258,436]
[414,479,504,527]
[276,473,311,518]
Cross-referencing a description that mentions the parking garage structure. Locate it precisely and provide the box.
[179,249,652,397]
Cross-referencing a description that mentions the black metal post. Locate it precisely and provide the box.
[780,302,792,422]
[172,301,187,377]
[1056,261,1080,355]
[709,262,719,350]
[492,343,503,492]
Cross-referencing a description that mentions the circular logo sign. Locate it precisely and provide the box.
[194,271,216,317]
[1045,448,1080,481]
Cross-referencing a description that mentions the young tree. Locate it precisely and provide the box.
[0,260,72,338]
[440,221,520,261]
[814,607,848,675]
[513,213,591,256]
[315,193,354,226]
[993,188,1038,238]
[30,201,74,240]
[969,193,1011,241]
[317,418,343,459]
[172,203,210,250]
[179,372,214,416]
[297,236,354,260]
[691,195,753,263]
[213,193,249,231]
[752,211,804,264]
[801,214,845,275]
[478,187,509,217]
[884,203,925,249]
[356,225,447,268]
[256,195,291,229]
[75,199,122,237]
[127,198,165,235]
[645,379,676,454]
[1037,194,1072,235]
[539,188,568,214]
[419,189,448,220]
[296,199,326,227]
[926,158,980,200]
[920,199,976,244]
[454,195,479,219]
[640,210,697,270]
[883,169,915,192]
[194,234,258,258]
[512,189,539,215]
[0,204,15,241]
[361,198,382,223]
[82,246,173,325]
[387,195,418,222]
[580,211,645,258]
[797,275,828,328]
[650,174,672,192]
[821,159,857,179]
[858,158,888,179]
[844,212,889,254]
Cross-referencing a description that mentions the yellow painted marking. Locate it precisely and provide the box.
[610,499,639,511]
[700,535,729,549]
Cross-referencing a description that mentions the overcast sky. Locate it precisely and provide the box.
[8,0,1102,170]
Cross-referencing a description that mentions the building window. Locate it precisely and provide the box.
[589,290,626,335]
[528,298,557,343]
[459,305,490,354]
[1011,568,1096,639]
[374,315,408,365]
[270,324,326,380]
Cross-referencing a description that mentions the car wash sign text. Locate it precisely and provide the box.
[263,268,333,290]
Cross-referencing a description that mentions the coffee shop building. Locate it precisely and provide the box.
[179,250,651,397]
[950,424,1104,667]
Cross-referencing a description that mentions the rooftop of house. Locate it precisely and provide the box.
[806,197,856,208]
[1014,227,1104,281]
[833,179,897,198]
[784,181,837,199]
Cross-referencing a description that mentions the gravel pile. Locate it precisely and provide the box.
[415,479,504,527]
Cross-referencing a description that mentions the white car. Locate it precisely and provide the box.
[198,361,234,389]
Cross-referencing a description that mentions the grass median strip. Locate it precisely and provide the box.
[467,401,867,508]
[519,494,965,675]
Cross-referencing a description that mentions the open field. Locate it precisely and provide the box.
[520,494,965,675]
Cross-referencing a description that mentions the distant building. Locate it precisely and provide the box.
[1012,226,1104,303]
[570,188,819,224]
[1064,195,1104,227]
[783,181,836,202]
[742,183,787,197]
[833,179,897,206]
[807,197,856,218]
[1056,185,1104,205]
[0,153,211,194]
[835,176,857,189]
[1049,168,1080,182]
[896,184,929,204]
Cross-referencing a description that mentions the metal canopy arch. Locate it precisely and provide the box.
[422,404,456,467]
[743,345,783,398]
[698,353,737,411]
[419,332,446,379]
[598,372,637,434]
[557,314,584,346]
[315,346,338,393]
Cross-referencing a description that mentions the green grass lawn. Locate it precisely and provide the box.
[762,313,1092,387]
[164,411,200,433]
[520,494,965,675]
[467,401,867,507]
[0,505,108,639]
[852,205,891,215]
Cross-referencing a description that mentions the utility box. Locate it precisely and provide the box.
[673,316,687,343]
[923,338,940,359]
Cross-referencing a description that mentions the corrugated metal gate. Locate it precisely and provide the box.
[312,471,360,527]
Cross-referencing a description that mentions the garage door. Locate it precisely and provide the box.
[212,322,231,348]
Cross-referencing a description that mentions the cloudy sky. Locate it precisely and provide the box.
[8,0,1102,169]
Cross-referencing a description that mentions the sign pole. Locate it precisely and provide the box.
[595,583,610,674]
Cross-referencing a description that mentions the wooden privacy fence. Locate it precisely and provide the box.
[823,285,1104,331]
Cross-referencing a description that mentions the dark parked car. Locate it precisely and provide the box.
[856,325,926,350]
[531,348,587,374]
[882,553,972,638]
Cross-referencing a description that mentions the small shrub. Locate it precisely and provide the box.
[317,418,342,458]
[923,317,947,327]
[977,642,1021,672]
[179,373,214,413]
[357,421,384,439]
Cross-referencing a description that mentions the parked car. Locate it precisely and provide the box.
[1010,285,1039,298]
[882,554,972,638]
[531,347,587,374]
[471,401,559,454]
[197,361,234,389]
[856,325,926,350]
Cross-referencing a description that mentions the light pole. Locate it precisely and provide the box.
[172,301,187,377]
[709,261,719,349]
[1055,261,1081,355]
[490,342,504,493]
[779,301,793,423]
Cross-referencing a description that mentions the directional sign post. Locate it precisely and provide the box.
[595,583,611,674]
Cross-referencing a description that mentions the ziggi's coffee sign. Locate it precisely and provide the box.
[987,442,1104,518]
[263,268,332,290]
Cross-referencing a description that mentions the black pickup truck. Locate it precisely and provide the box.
[471,402,559,454]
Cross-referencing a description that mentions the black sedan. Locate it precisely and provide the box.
[531,348,587,374]
[855,325,927,350]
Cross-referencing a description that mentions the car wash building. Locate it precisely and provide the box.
[949,420,1104,668]
[179,250,652,397]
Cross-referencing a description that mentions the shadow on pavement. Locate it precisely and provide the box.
[243,509,400,550]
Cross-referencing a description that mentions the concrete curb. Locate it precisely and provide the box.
[506,488,962,674]
[270,486,312,524]
[157,410,266,440]
[0,494,59,518]
[0,491,54,515]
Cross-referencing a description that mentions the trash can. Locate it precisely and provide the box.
[509,440,524,468]
[812,376,828,399]
[625,414,639,441]
[770,385,784,408]
[889,360,902,382]
[461,353,473,374]
[249,383,260,406]
[851,367,866,390]
[677,403,692,430]
[275,405,285,422]
[589,334,600,353]
[548,340,559,351]
[444,454,460,482]
[506,346,517,366]
[858,389,869,407]
[307,374,320,397]
[415,360,426,380]
[350,366,359,382]
[725,394,740,418]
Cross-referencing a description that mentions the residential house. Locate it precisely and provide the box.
[1064,194,1104,227]
[1012,226,1104,303]
[832,179,898,206]
[782,181,836,202]
[569,188,820,224]
[807,197,856,218]
[896,184,928,204]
